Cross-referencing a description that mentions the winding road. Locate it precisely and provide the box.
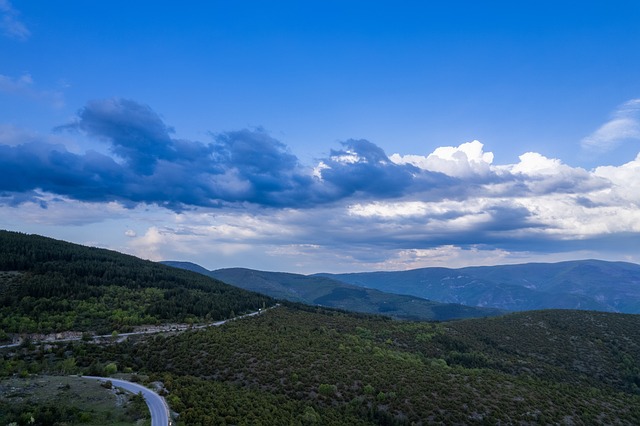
[83,376,170,426]
[1,305,281,424]
[0,304,279,349]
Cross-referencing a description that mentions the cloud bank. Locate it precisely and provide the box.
[2,97,640,271]
[3,98,456,209]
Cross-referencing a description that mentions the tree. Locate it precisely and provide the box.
[60,357,77,374]
[105,362,118,375]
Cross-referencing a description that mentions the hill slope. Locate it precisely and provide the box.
[0,230,272,336]
[162,262,505,321]
[317,259,640,313]
[32,304,640,424]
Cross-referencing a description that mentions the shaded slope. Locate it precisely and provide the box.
[162,262,505,321]
[318,260,640,313]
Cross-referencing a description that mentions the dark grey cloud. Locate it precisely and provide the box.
[3,98,455,210]
[210,129,314,205]
[295,204,544,251]
[0,141,126,203]
[320,139,417,197]
[60,98,176,175]
[318,139,455,200]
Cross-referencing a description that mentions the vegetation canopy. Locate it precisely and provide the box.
[0,230,272,335]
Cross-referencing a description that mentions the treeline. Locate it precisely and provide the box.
[0,230,273,334]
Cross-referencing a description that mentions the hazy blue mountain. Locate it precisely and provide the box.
[161,261,505,321]
[316,260,640,313]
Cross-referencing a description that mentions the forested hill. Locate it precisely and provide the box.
[46,304,640,424]
[0,230,272,336]
[162,262,506,321]
[318,259,640,313]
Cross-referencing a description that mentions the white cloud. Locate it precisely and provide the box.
[0,0,30,40]
[330,149,363,164]
[593,152,640,204]
[374,246,512,270]
[513,193,640,239]
[348,201,430,218]
[349,147,640,245]
[312,161,330,180]
[126,210,301,263]
[390,140,494,177]
[508,152,563,175]
[581,98,640,152]
[493,152,608,195]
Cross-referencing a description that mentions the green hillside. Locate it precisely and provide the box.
[163,262,505,321]
[0,230,272,336]
[6,304,639,424]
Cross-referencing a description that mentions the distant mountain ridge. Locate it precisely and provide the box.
[316,259,640,313]
[161,261,505,321]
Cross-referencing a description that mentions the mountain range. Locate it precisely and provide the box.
[317,259,640,313]
[164,259,640,315]
[161,262,505,321]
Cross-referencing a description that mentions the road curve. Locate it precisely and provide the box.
[82,376,170,426]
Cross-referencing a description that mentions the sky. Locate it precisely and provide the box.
[1,1,640,273]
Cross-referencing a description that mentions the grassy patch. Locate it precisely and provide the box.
[0,375,149,425]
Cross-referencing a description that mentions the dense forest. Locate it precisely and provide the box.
[3,304,640,424]
[0,230,272,335]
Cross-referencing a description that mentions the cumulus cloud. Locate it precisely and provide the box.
[390,140,494,178]
[0,0,30,40]
[581,98,640,152]
[593,152,640,205]
[494,152,609,195]
[61,98,176,174]
[315,139,449,200]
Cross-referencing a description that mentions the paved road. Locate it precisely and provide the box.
[83,376,170,426]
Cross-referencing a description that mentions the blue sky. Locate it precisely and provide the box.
[1,1,640,273]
